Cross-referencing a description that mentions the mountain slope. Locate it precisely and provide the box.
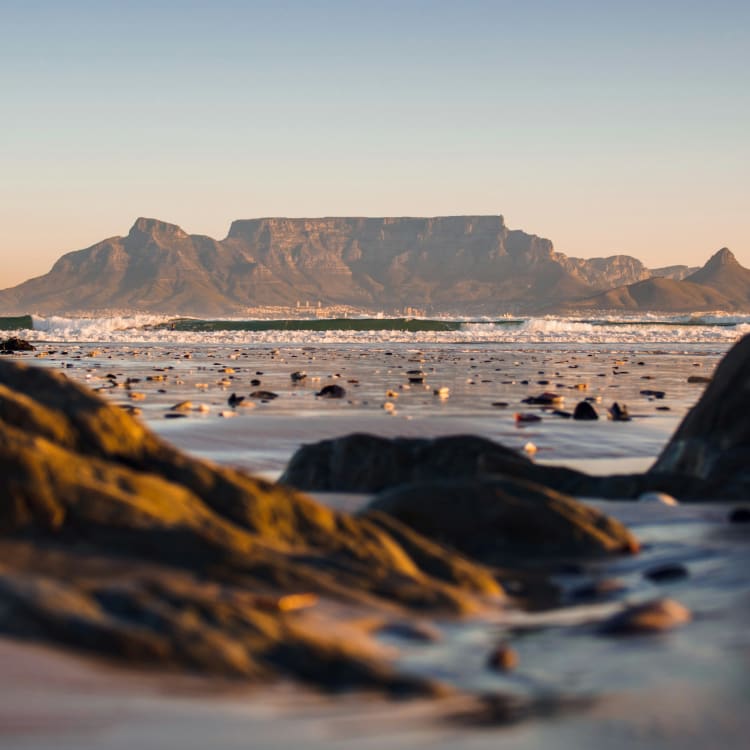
[0,216,657,315]
[562,249,750,312]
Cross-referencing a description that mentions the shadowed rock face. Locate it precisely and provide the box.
[0,359,509,693]
[650,333,750,490]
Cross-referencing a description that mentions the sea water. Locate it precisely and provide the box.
[1,315,749,748]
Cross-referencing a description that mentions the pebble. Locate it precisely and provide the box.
[644,564,689,583]
[687,375,711,384]
[170,401,193,411]
[728,507,750,523]
[637,491,679,506]
[599,598,691,635]
[573,401,598,420]
[514,412,542,423]
[290,371,307,382]
[317,384,346,399]
[487,643,519,672]
[608,402,631,421]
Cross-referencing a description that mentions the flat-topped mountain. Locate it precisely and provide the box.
[0,216,741,315]
[563,249,750,312]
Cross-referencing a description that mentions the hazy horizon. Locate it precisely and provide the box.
[2,0,748,286]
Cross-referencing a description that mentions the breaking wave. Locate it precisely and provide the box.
[0,312,748,345]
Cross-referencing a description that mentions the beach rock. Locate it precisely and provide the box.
[728,507,750,523]
[573,401,598,420]
[290,371,307,382]
[317,384,346,399]
[644,564,689,583]
[598,598,691,635]
[487,643,519,672]
[228,392,245,407]
[608,402,631,421]
[249,390,278,400]
[0,359,505,692]
[0,337,35,353]
[650,334,750,499]
[361,477,639,567]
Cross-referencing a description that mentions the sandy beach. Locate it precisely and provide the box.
[1,335,748,748]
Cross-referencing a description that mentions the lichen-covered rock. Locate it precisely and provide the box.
[362,477,639,567]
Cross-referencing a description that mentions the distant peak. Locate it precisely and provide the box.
[128,217,187,238]
[703,247,738,269]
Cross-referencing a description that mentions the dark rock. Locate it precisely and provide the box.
[644,564,689,583]
[640,390,666,399]
[650,334,750,499]
[250,378,261,386]
[608,402,631,421]
[361,477,640,568]
[249,390,279,400]
[317,384,346,399]
[290,371,307,382]
[728,507,750,523]
[687,375,712,384]
[228,392,245,407]
[521,392,563,406]
[598,598,691,635]
[573,401,598,420]
[487,643,518,672]
[0,337,35,353]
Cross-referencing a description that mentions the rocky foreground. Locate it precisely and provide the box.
[0,335,748,712]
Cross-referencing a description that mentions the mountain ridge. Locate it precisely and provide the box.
[0,217,744,315]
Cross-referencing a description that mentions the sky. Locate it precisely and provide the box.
[1,0,748,286]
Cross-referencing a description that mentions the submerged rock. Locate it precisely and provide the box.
[0,359,503,692]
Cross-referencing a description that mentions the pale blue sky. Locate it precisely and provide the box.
[1,0,748,285]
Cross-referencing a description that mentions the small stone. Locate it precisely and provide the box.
[728,507,750,523]
[491,402,509,408]
[317,384,346,399]
[522,442,537,455]
[640,389,666,399]
[599,598,691,635]
[573,401,598,420]
[249,390,279,400]
[687,375,711,384]
[514,412,541,423]
[644,564,689,583]
[228,393,245,407]
[608,402,631,421]
[638,491,678,506]
[487,643,519,672]
[290,371,307,382]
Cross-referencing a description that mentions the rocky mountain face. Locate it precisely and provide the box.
[0,216,655,315]
[564,249,750,312]
[0,217,742,315]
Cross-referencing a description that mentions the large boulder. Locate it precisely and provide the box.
[363,477,639,568]
[650,333,750,498]
[280,432,708,500]
[0,359,506,692]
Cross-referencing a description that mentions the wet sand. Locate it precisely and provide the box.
[2,340,749,749]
